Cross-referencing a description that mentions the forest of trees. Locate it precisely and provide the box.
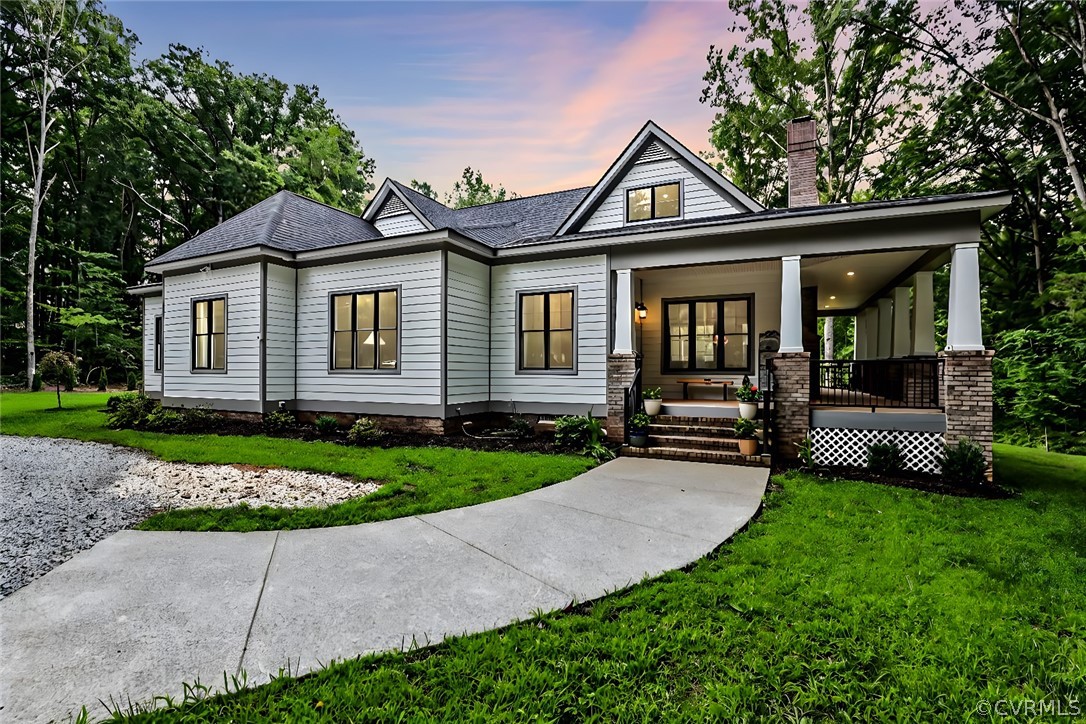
[2,0,1081,452]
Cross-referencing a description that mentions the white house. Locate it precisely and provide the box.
[130,119,1009,469]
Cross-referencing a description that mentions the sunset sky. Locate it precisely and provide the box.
[110,1,741,198]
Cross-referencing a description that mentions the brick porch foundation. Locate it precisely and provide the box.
[768,351,811,463]
[940,349,995,467]
[606,353,639,443]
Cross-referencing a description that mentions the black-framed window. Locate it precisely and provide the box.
[331,289,398,371]
[153,315,163,372]
[519,290,575,371]
[626,182,680,223]
[192,298,226,371]
[663,296,752,373]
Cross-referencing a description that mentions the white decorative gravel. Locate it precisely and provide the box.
[0,435,379,598]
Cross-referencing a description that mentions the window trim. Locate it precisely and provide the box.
[190,295,228,374]
[515,288,578,376]
[327,285,402,375]
[624,180,683,225]
[660,293,755,375]
[153,315,163,373]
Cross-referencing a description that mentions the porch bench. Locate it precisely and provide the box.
[676,378,733,401]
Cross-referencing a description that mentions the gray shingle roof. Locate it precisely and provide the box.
[148,191,382,265]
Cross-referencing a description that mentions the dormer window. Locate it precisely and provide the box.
[626,182,680,223]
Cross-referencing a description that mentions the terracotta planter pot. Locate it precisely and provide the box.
[738,437,759,456]
[643,399,662,416]
[738,402,759,419]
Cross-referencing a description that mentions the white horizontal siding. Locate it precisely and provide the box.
[490,255,608,407]
[446,253,490,404]
[295,251,443,406]
[142,296,163,393]
[580,158,738,233]
[265,263,296,402]
[375,212,428,237]
[162,263,261,401]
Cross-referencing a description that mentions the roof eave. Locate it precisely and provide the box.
[145,245,296,275]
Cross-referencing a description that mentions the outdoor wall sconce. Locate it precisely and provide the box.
[635,302,647,319]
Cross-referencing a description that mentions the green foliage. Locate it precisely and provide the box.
[64,365,77,392]
[262,410,296,434]
[444,167,515,209]
[409,179,437,199]
[180,405,222,433]
[642,386,661,400]
[796,436,816,469]
[866,442,905,474]
[37,350,77,408]
[96,367,107,391]
[144,407,185,433]
[108,444,1086,720]
[734,382,761,402]
[733,417,757,439]
[506,417,534,439]
[629,412,651,431]
[346,417,384,446]
[938,438,989,488]
[315,415,340,435]
[106,392,156,430]
[554,415,615,462]
[126,371,137,391]
[31,372,42,392]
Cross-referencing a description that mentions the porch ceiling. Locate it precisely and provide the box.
[801,249,945,313]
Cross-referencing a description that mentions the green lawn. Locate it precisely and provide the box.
[0,391,595,531]
[108,443,1085,722]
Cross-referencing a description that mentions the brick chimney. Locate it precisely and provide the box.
[787,117,818,207]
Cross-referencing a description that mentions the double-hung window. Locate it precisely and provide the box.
[626,182,680,223]
[664,296,752,373]
[192,298,226,371]
[519,290,575,371]
[153,316,163,372]
[331,289,399,371]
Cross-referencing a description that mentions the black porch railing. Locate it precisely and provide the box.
[815,358,943,410]
[622,356,644,445]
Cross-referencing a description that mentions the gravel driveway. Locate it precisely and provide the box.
[0,436,378,598]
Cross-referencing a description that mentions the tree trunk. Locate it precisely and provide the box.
[823,316,835,360]
[25,95,50,389]
[55,382,61,409]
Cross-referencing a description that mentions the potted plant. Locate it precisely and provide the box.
[735,381,761,419]
[628,411,652,447]
[642,387,662,416]
[734,417,759,456]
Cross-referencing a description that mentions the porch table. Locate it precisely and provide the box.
[676,378,733,401]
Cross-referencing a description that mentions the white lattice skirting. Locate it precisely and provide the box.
[810,427,944,474]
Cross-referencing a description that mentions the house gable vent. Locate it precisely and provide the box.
[376,195,410,218]
[635,140,672,165]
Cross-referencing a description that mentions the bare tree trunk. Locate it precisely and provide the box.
[823,316,835,360]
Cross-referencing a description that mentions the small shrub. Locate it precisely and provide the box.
[145,407,185,433]
[97,368,108,391]
[180,405,222,433]
[38,350,78,408]
[126,371,138,391]
[346,417,384,445]
[735,382,762,403]
[507,417,534,439]
[315,415,340,435]
[106,393,156,429]
[554,414,614,461]
[867,442,905,474]
[938,437,989,487]
[629,412,651,431]
[796,436,816,469]
[642,386,662,400]
[733,418,758,439]
[263,410,296,433]
[31,372,42,392]
[64,364,77,392]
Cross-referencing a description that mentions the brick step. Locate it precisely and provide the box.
[647,434,740,451]
[648,423,736,437]
[622,445,768,466]
[652,413,744,425]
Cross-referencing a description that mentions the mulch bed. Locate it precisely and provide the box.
[803,465,1014,499]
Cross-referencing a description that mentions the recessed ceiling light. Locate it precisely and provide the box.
[846,271,855,277]
[830,295,836,300]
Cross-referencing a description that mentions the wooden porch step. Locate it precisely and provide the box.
[622,445,768,466]
[647,434,741,451]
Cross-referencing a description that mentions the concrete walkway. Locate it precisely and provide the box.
[0,458,767,723]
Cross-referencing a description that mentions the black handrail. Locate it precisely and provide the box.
[623,358,643,445]
[762,364,775,467]
[814,358,943,410]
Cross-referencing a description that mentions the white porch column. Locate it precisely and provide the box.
[854,312,868,359]
[892,287,912,358]
[612,268,635,355]
[912,271,936,356]
[946,243,985,351]
[779,255,804,353]
[865,307,879,359]
[876,298,893,359]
